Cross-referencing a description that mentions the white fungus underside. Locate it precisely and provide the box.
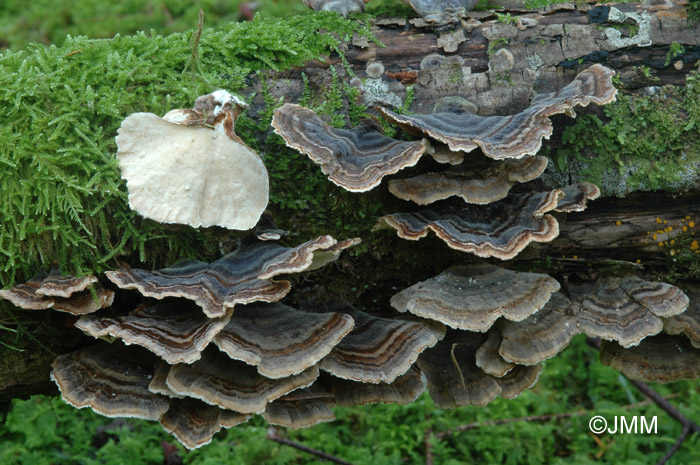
[116,113,269,230]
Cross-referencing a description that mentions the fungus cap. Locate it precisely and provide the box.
[116,91,268,230]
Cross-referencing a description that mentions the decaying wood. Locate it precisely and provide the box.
[2,1,699,403]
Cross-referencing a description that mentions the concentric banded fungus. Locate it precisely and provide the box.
[35,268,97,297]
[377,190,562,260]
[303,0,367,15]
[115,90,268,230]
[105,236,357,318]
[417,331,540,408]
[377,65,616,160]
[497,292,577,365]
[554,182,601,213]
[149,362,184,398]
[573,277,689,347]
[0,271,113,314]
[600,335,700,383]
[213,302,354,379]
[51,343,169,420]
[391,263,560,331]
[475,330,515,377]
[165,350,319,413]
[262,389,336,429]
[271,104,427,192]
[76,301,234,365]
[388,156,548,205]
[160,399,251,450]
[323,365,427,407]
[318,303,445,383]
[663,283,700,345]
[400,0,478,22]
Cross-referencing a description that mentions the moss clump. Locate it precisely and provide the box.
[0,12,377,284]
[546,72,700,196]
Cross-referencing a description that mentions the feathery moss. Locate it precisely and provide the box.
[0,12,376,284]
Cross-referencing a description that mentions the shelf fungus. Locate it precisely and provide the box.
[303,0,367,15]
[165,349,319,413]
[388,155,548,205]
[475,330,516,377]
[663,283,700,347]
[376,190,562,260]
[317,303,445,383]
[271,103,427,192]
[105,236,358,318]
[376,65,616,160]
[0,269,113,315]
[262,389,336,429]
[51,342,170,420]
[391,263,560,332]
[160,399,251,450]
[496,293,577,365]
[213,302,354,379]
[75,301,234,365]
[115,89,268,230]
[599,335,700,383]
[554,182,601,213]
[322,365,427,407]
[417,331,541,408]
[571,277,689,348]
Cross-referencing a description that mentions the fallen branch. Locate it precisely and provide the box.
[266,426,355,465]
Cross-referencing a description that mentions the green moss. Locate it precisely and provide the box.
[548,72,700,196]
[0,12,377,284]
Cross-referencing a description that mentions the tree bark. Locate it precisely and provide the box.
[2,0,699,402]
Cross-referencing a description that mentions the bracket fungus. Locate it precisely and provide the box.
[213,302,354,379]
[115,90,268,230]
[165,349,319,413]
[262,389,336,429]
[105,236,358,318]
[376,65,616,160]
[376,190,562,260]
[0,269,113,315]
[572,277,689,348]
[554,182,602,213]
[475,330,516,377]
[388,155,549,205]
[599,335,700,383]
[271,103,427,192]
[391,263,560,332]
[417,331,541,408]
[75,301,234,365]
[317,302,445,383]
[160,399,251,450]
[323,365,427,407]
[51,343,170,420]
[663,283,700,346]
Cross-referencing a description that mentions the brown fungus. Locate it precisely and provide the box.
[497,292,577,365]
[318,303,445,384]
[160,398,251,450]
[262,388,336,429]
[50,343,170,420]
[76,301,234,365]
[391,263,560,332]
[165,349,319,414]
[599,335,700,383]
[475,330,515,377]
[417,330,540,408]
[572,277,688,348]
[376,190,562,260]
[663,282,700,345]
[105,236,357,318]
[322,365,427,407]
[116,90,268,230]
[377,65,616,160]
[213,301,354,379]
[554,182,601,213]
[0,270,113,315]
[271,103,427,192]
[388,155,548,205]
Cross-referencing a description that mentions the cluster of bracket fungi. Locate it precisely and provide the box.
[3,63,700,450]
